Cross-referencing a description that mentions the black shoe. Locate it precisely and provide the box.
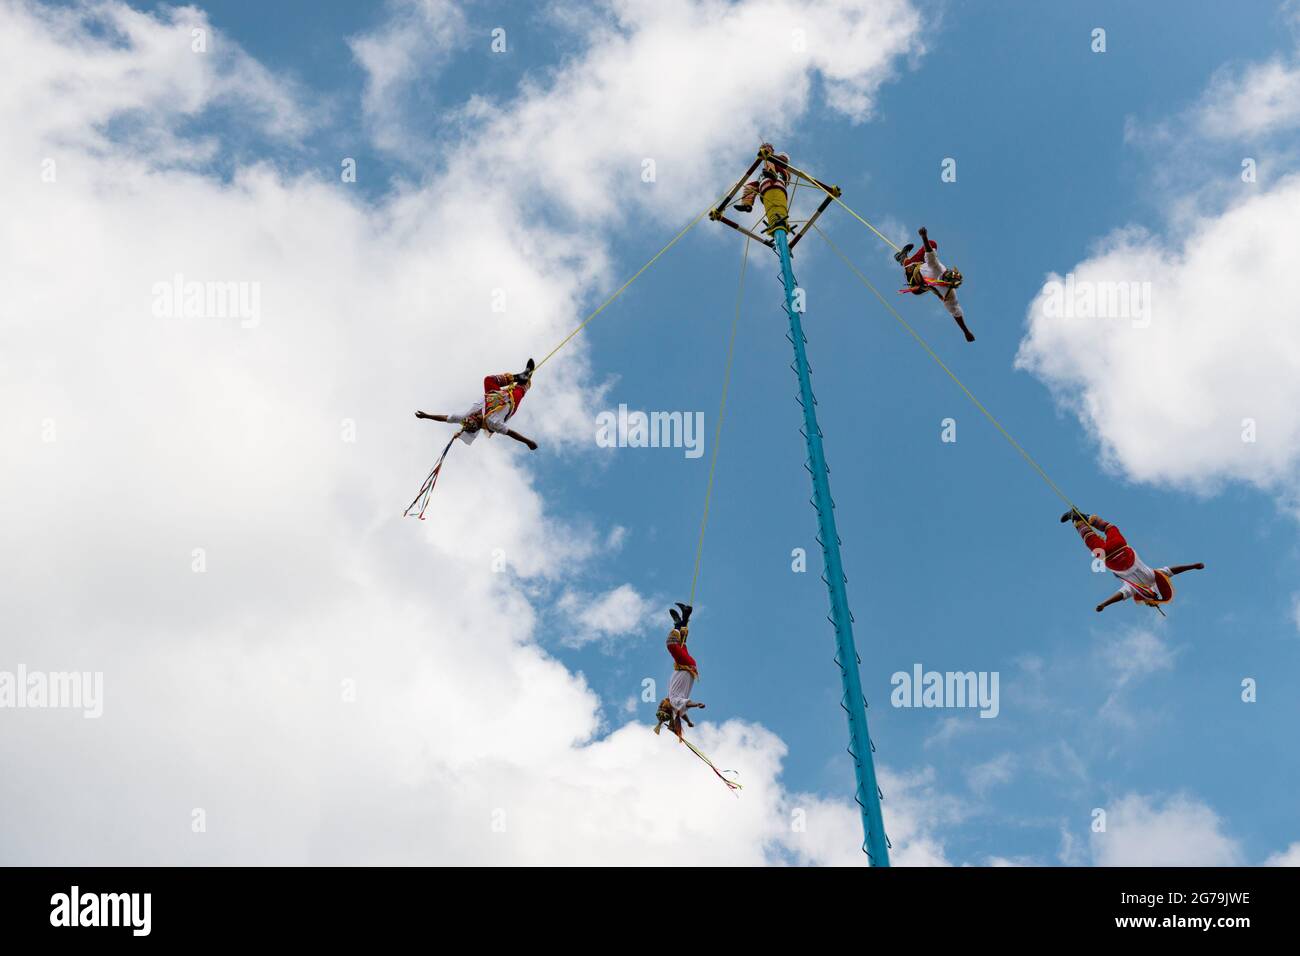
[517,357,535,383]
[669,608,682,628]
[894,243,913,265]
[732,203,753,213]
[674,602,693,625]
[1060,508,1088,524]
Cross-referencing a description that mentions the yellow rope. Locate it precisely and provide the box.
[689,237,749,605]
[812,224,1083,514]
[535,203,715,372]
[782,159,902,253]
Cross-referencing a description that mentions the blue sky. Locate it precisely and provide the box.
[5,0,1299,865]
[512,1,1298,863]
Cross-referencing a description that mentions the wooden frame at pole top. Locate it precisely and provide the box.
[709,148,843,250]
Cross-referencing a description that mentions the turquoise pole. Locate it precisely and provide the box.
[772,223,890,866]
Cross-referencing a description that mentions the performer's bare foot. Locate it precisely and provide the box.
[504,428,538,451]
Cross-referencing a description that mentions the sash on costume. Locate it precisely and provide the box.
[1129,569,1174,606]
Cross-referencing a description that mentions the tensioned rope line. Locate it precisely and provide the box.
[535,192,733,372]
[782,158,902,253]
[689,236,749,606]
[811,223,1084,516]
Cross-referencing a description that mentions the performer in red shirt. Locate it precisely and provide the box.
[654,603,706,739]
[894,225,974,343]
[415,359,538,450]
[404,359,538,518]
[1061,509,1204,612]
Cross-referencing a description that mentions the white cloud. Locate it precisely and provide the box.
[1058,825,1085,866]
[1197,55,1300,140]
[1017,175,1300,504]
[439,0,925,225]
[1090,793,1243,866]
[1097,628,1176,727]
[1264,841,1300,866]
[1039,741,1089,784]
[966,753,1016,795]
[1100,629,1176,689]
[348,0,466,154]
[0,0,931,864]
[923,715,975,748]
[556,583,658,647]
[781,767,961,867]
[0,0,311,165]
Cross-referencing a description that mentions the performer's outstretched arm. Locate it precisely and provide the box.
[1096,590,1126,613]
[1169,563,1205,575]
[415,411,449,421]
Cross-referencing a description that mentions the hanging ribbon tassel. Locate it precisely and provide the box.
[404,431,461,520]
[678,735,743,793]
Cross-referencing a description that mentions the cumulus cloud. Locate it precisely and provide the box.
[782,767,962,867]
[1090,793,1243,866]
[1017,175,1300,505]
[0,0,311,165]
[348,0,467,154]
[436,0,925,224]
[1021,22,1300,516]
[0,0,932,864]
[556,583,657,647]
[1197,53,1300,140]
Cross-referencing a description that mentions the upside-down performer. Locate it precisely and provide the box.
[894,225,975,343]
[1060,509,1205,613]
[654,603,705,739]
[404,359,537,519]
[732,143,792,231]
[652,603,741,792]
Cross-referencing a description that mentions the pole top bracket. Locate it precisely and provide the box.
[711,147,842,250]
